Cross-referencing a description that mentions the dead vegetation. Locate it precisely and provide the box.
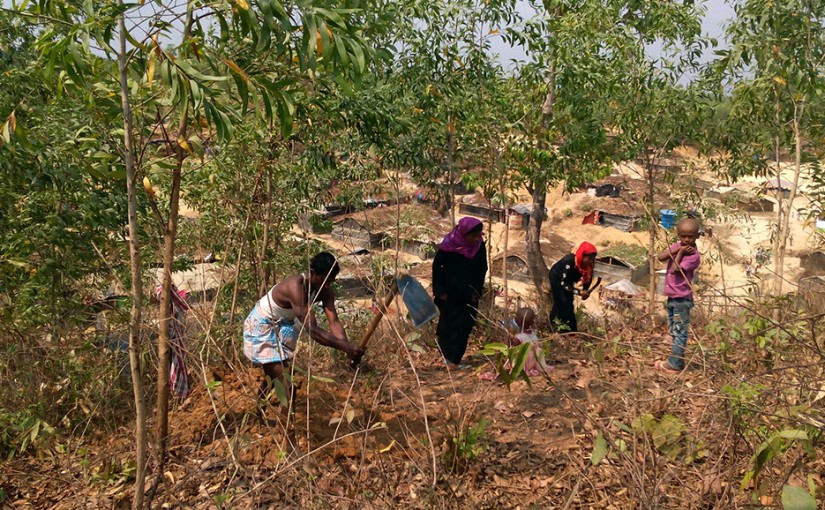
[2,293,823,509]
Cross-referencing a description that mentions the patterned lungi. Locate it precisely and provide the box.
[242,306,298,364]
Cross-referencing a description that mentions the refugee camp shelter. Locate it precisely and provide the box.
[582,210,639,232]
[333,204,452,260]
[336,250,376,298]
[459,193,506,222]
[593,245,649,284]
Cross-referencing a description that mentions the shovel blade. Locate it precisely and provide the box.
[396,274,438,328]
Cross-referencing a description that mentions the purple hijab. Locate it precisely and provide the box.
[439,217,484,259]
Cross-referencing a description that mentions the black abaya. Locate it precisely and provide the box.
[431,244,487,365]
[548,253,582,332]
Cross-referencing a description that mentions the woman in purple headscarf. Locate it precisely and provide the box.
[432,217,488,369]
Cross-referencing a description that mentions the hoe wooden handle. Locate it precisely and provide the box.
[351,280,399,368]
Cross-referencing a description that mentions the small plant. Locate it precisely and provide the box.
[564,208,574,218]
[741,429,818,493]
[443,412,489,474]
[721,381,764,425]
[581,203,592,212]
[0,407,56,459]
[86,458,136,485]
[213,488,235,509]
[421,242,437,259]
[706,317,742,365]
[479,341,533,388]
[632,413,708,464]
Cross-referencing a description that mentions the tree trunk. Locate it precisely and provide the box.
[487,199,494,307]
[395,164,401,273]
[228,170,262,323]
[117,5,148,508]
[500,161,510,310]
[526,57,556,316]
[775,104,805,297]
[773,131,783,294]
[646,161,657,314]
[527,183,551,313]
[258,167,272,297]
[446,110,456,227]
[155,3,195,477]
[155,145,184,475]
[229,208,253,323]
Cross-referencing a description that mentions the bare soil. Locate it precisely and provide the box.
[4,309,823,508]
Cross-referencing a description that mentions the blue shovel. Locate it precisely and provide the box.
[350,273,439,368]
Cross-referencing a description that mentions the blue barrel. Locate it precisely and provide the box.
[660,209,676,229]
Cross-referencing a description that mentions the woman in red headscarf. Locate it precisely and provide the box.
[432,217,488,369]
[548,242,597,332]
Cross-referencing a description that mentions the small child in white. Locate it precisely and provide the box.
[511,307,549,377]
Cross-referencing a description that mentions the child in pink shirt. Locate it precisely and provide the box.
[656,218,701,373]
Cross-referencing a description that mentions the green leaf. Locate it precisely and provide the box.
[270,379,288,407]
[124,31,149,52]
[259,87,274,123]
[591,431,608,465]
[2,259,29,268]
[269,0,288,19]
[779,430,809,441]
[177,61,229,83]
[218,108,234,142]
[279,90,295,116]
[304,14,317,67]
[404,331,421,343]
[335,35,350,68]
[319,21,333,61]
[781,485,816,510]
[259,0,275,28]
[508,342,530,380]
[314,7,344,27]
[348,38,365,73]
[30,420,41,444]
[480,342,509,355]
[276,93,292,138]
[190,79,202,108]
[256,20,272,52]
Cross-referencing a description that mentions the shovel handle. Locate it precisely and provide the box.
[350,280,399,368]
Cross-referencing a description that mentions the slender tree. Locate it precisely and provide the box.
[711,0,825,296]
[24,0,375,504]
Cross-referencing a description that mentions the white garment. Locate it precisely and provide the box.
[255,289,297,322]
[255,278,319,322]
[516,331,538,344]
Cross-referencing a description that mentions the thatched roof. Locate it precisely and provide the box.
[460,192,503,208]
[599,244,648,268]
[334,203,453,244]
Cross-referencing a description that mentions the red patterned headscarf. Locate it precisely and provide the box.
[575,242,597,287]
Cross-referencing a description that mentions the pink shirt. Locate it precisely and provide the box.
[663,242,700,299]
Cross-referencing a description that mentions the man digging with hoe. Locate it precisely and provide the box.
[242,252,364,411]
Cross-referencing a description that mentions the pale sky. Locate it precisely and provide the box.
[492,0,736,69]
[5,0,736,71]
